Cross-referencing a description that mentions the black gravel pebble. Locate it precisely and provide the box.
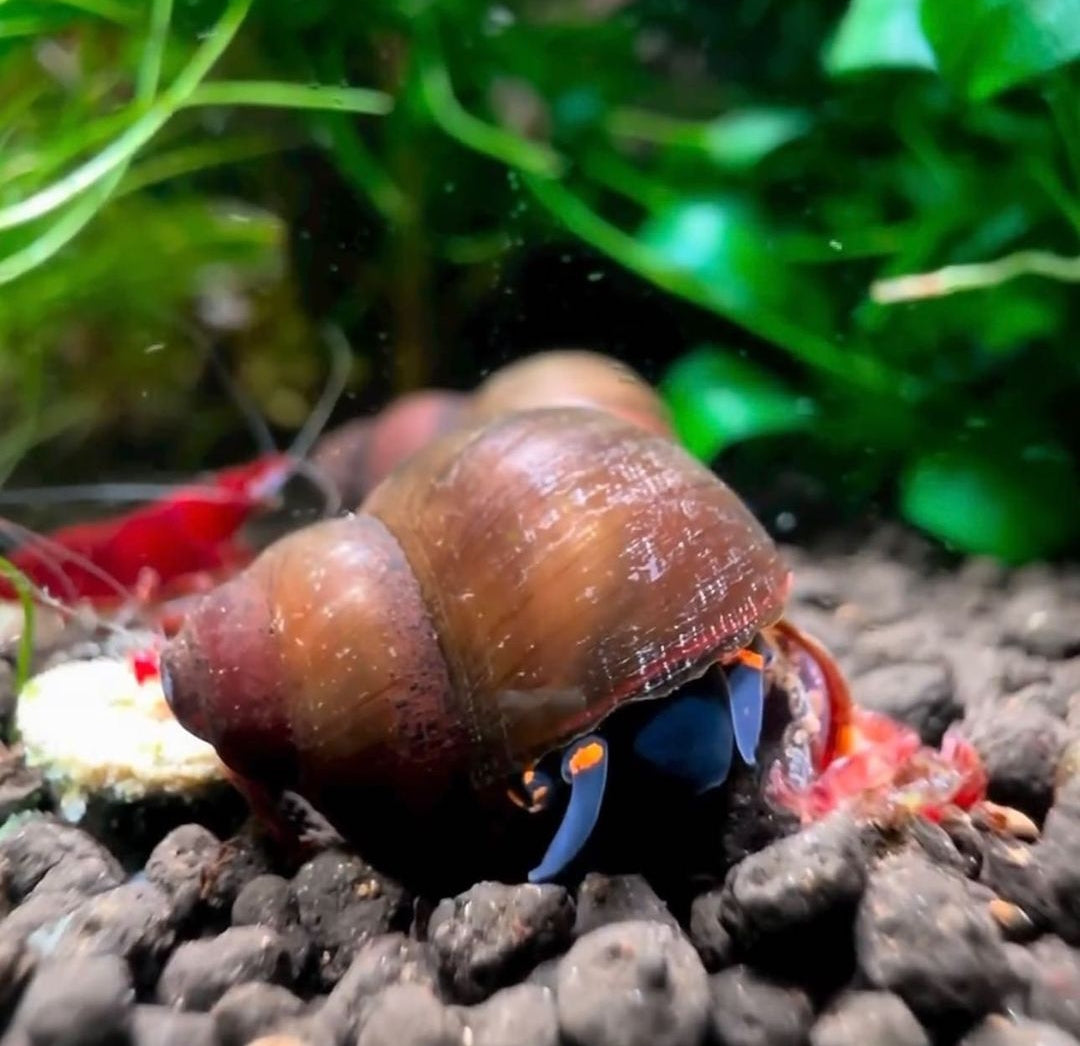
[428,881,574,1003]
[963,701,1068,820]
[856,852,1016,1026]
[356,983,463,1046]
[458,983,559,1046]
[233,873,295,929]
[0,816,123,902]
[144,823,222,925]
[907,818,975,879]
[0,931,34,1019]
[980,837,1059,932]
[211,981,307,1046]
[129,1005,216,1046]
[708,965,813,1046]
[941,643,1050,713]
[246,1014,340,1045]
[0,887,87,947]
[721,812,870,944]
[0,747,45,823]
[939,811,987,879]
[1035,780,1080,944]
[44,880,174,990]
[843,617,945,675]
[0,659,13,723]
[555,919,709,1046]
[321,932,441,1042]
[809,990,928,1046]
[842,561,915,626]
[1001,586,1080,660]
[1023,936,1080,1039]
[524,956,561,993]
[959,1015,1080,1045]
[573,873,677,937]
[144,824,272,930]
[232,874,312,983]
[688,890,733,971]
[291,850,409,989]
[720,811,869,988]
[851,662,960,745]
[201,829,274,917]
[9,954,134,1046]
[156,924,292,1011]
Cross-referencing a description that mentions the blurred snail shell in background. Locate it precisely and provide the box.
[309,349,672,508]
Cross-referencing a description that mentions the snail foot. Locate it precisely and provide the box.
[528,736,609,883]
[632,690,735,794]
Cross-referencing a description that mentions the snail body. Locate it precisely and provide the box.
[162,405,847,887]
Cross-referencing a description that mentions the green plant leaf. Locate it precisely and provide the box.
[921,0,1080,100]
[825,0,938,75]
[899,446,1079,562]
[701,110,811,168]
[637,197,794,317]
[660,346,816,463]
[607,107,810,170]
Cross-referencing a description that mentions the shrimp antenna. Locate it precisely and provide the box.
[0,570,142,642]
[288,323,353,463]
[0,482,247,506]
[0,517,140,614]
[194,324,279,457]
[267,322,352,519]
[286,456,342,517]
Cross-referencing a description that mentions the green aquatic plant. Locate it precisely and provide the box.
[1,0,1078,561]
[654,0,1080,561]
[0,557,35,697]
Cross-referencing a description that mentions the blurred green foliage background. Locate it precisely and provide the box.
[1,0,1079,562]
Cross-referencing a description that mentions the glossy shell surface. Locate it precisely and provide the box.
[362,405,788,779]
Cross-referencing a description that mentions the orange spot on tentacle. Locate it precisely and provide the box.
[568,741,605,776]
[734,648,765,672]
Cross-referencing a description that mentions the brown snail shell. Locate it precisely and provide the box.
[162,406,787,885]
[308,350,670,507]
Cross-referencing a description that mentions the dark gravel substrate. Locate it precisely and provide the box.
[2,525,1080,1045]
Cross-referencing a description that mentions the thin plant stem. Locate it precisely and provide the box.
[1,110,132,189]
[51,0,139,24]
[416,49,563,177]
[316,114,411,225]
[136,0,173,103]
[1028,158,1080,239]
[0,558,36,698]
[182,81,393,115]
[579,150,675,212]
[0,173,121,285]
[522,172,899,395]
[871,249,1080,303]
[1047,72,1080,195]
[116,135,288,198]
[0,0,253,233]
[0,0,176,284]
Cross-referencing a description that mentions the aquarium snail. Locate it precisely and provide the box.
[309,349,672,507]
[159,404,854,886]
